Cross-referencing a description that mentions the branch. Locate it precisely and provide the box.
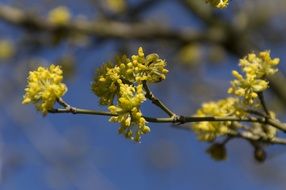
[0,5,222,43]
[258,92,270,116]
[49,107,116,117]
[50,99,286,132]
[237,131,286,145]
[47,96,286,147]
[142,82,176,117]
[47,107,274,125]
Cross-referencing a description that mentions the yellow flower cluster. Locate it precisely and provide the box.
[48,6,71,25]
[91,63,119,105]
[228,51,280,105]
[192,98,240,141]
[92,47,167,141]
[193,51,280,142]
[206,0,229,9]
[240,51,280,77]
[118,47,168,83]
[92,47,168,106]
[22,65,67,115]
[108,84,150,142]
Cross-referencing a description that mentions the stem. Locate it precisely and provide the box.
[249,92,286,139]
[142,81,176,117]
[256,92,272,136]
[49,99,286,146]
[49,108,117,116]
[258,92,270,116]
[267,118,286,132]
[170,121,286,145]
[237,132,286,145]
[49,105,286,132]
[246,109,266,118]
[54,97,286,132]
[57,98,70,108]
[221,136,233,145]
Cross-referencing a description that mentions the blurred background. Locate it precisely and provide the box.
[1,0,286,189]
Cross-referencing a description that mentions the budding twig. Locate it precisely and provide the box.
[50,98,286,139]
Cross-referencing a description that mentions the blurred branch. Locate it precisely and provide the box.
[102,0,164,21]
[0,5,222,43]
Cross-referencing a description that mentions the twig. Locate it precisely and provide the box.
[48,98,286,146]
[221,136,233,145]
[142,81,176,117]
[49,108,117,116]
[238,132,286,145]
[258,92,270,116]
[246,109,266,117]
[49,99,286,132]
[172,122,286,145]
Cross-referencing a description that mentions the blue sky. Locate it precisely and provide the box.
[1,0,286,190]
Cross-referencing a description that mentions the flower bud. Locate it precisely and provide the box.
[206,143,227,161]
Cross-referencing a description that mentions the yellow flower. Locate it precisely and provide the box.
[131,47,168,83]
[116,83,146,110]
[48,6,71,25]
[91,63,120,105]
[92,47,168,104]
[206,0,229,9]
[228,70,268,105]
[108,84,149,142]
[22,65,67,115]
[113,47,168,83]
[92,47,167,141]
[239,51,280,78]
[192,98,240,141]
[228,51,279,105]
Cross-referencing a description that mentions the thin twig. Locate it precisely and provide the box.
[142,81,176,117]
[49,108,117,116]
[57,98,70,108]
[221,136,233,145]
[258,92,270,116]
[238,132,286,145]
[245,109,266,117]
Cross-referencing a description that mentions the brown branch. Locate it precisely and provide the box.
[0,5,222,43]
[50,100,286,132]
